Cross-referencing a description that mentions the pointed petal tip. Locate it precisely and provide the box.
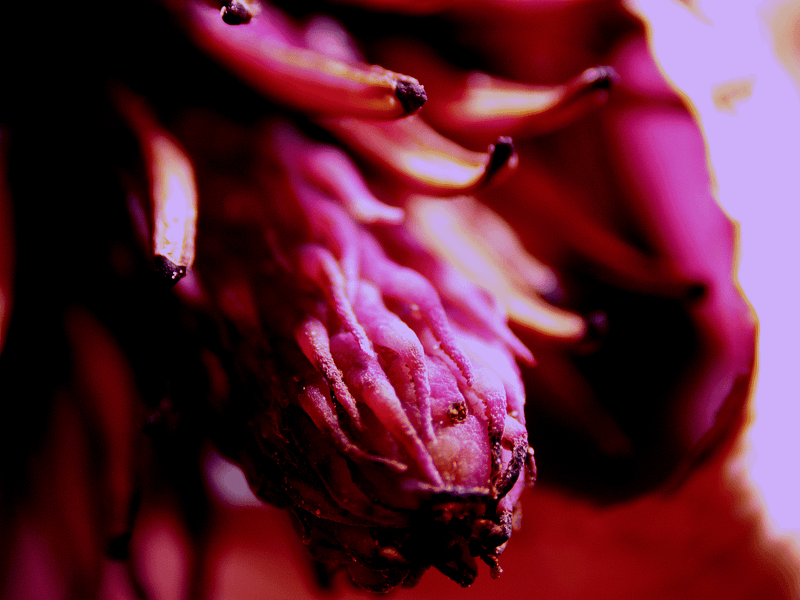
[395,78,428,115]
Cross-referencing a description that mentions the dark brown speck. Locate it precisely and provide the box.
[446,402,468,423]
[221,0,252,25]
[395,79,427,115]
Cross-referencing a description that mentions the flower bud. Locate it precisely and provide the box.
[186,120,534,590]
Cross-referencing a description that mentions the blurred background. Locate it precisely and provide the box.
[4,1,800,598]
[629,0,800,547]
[199,2,800,598]
[187,2,800,598]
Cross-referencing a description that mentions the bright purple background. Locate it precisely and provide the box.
[632,0,800,542]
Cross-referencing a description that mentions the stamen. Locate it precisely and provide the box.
[179,0,426,119]
[484,137,517,183]
[438,67,619,138]
[154,255,187,284]
[378,41,618,140]
[113,88,197,286]
[148,134,198,286]
[322,115,517,192]
[394,78,428,115]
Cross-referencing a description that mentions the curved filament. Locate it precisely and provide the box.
[322,115,518,192]
[175,0,426,119]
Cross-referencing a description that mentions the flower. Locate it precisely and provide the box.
[0,0,756,597]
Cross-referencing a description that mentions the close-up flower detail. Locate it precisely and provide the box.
[0,0,775,598]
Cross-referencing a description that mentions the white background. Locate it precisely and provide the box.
[629,0,800,543]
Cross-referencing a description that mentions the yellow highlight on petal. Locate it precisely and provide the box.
[407,195,586,341]
[461,74,561,118]
[402,153,482,188]
[150,134,198,269]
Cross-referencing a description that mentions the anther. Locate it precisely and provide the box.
[484,137,516,181]
[221,0,252,25]
[155,255,187,286]
[395,79,427,115]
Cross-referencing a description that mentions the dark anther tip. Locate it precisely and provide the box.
[395,79,427,115]
[221,0,252,25]
[590,66,620,90]
[485,137,516,180]
[155,255,187,287]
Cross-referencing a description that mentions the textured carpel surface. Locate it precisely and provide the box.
[194,162,534,589]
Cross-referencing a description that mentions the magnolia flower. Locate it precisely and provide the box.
[0,0,760,598]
